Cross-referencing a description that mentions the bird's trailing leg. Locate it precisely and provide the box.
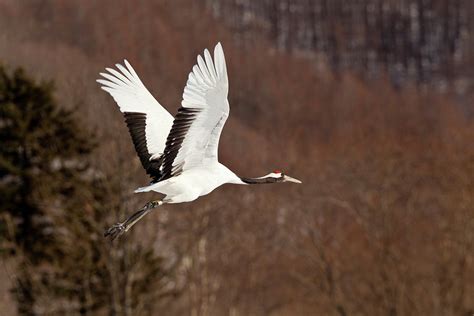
[104,200,163,241]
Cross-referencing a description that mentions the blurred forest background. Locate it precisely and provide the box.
[0,1,473,315]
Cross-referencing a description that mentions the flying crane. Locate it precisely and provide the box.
[97,43,301,240]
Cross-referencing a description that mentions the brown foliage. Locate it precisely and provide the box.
[0,0,473,315]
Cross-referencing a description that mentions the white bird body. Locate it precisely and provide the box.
[135,162,242,203]
[98,42,301,239]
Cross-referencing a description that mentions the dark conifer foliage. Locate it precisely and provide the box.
[207,0,473,88]
[0,65,93,257]
[0,65,180,315]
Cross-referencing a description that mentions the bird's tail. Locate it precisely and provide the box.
[134,185,153,193]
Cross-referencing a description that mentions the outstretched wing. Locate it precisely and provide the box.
[157,42,230,182]
[97,60,174,181]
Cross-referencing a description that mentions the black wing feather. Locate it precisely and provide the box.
[156,107,202,182]
[123,112,162,181]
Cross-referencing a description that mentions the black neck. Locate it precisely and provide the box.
[240,177,278,184]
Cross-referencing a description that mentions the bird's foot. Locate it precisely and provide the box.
[104,222,127,241]
[104,200,162,241]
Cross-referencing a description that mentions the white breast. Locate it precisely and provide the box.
[135,162,235,203]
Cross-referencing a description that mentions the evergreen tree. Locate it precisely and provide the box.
[0,65,93,257]
[0,64,96,314]
[0,65,181,315]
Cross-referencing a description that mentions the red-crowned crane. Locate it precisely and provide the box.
[97,43,301,240]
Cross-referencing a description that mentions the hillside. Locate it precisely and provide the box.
[0,1,473,315]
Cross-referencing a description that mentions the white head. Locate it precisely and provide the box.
[266,170,302,183]
[240,170,302,184]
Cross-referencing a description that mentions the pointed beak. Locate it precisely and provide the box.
[283,175,302,184]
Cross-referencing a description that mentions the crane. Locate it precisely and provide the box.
[97,43,301,240]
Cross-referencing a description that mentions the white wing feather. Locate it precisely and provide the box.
[97,60,174,157]
[172,42,229,172]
